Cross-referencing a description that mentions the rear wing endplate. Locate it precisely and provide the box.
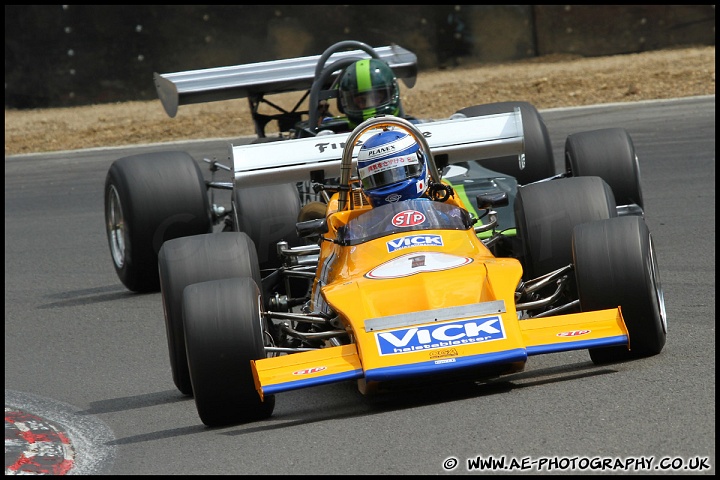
[154,45,417,118]
[232,110,525,188]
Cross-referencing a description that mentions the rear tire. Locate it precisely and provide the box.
[456,101,556,185]
[233,183,302,270]
[158,232,261,395]
[514,177,616,281]
[565,128,644,210]
[104,151,211,292]
[573,216,667,363]
[183,277,275,426]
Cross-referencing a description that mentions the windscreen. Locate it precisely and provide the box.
[338,198,472,246]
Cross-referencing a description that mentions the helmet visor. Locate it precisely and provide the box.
[341,85,393,113]
[358,154,421,190]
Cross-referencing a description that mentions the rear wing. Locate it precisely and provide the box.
[232,110,525,188]
[154,44,417,118]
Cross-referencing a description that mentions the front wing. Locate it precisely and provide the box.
[252,303,628,400]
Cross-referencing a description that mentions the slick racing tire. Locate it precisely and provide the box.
[455,101,556,185]
[104,151,211,293]
[158,232,262,395]
[573,216,667,364]
[183,277,275,426]
[232,183,302,270]
[514,176,616,281]
[565,128,644,211]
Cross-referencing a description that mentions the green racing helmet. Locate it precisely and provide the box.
[338,58,401,127]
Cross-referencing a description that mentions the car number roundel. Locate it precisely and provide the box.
[366,251,473,279]
[392,210,426,227]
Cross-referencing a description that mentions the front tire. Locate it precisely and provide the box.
[183,277,275,426]
[104,151,211,293]
[158,232,261,395]
[573,216,667,363]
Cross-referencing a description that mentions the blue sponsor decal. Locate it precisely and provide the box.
[386,234,443,252]
[375,316,505,356]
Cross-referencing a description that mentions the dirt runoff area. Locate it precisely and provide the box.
[4,45,715,156]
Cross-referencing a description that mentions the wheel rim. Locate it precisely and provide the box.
[107,185,126,268]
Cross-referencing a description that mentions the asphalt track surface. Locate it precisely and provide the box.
[5,97,715,475]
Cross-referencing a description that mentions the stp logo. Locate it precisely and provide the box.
[392,210,426,227]
[293,366,327,375]
[556,330,591,337]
